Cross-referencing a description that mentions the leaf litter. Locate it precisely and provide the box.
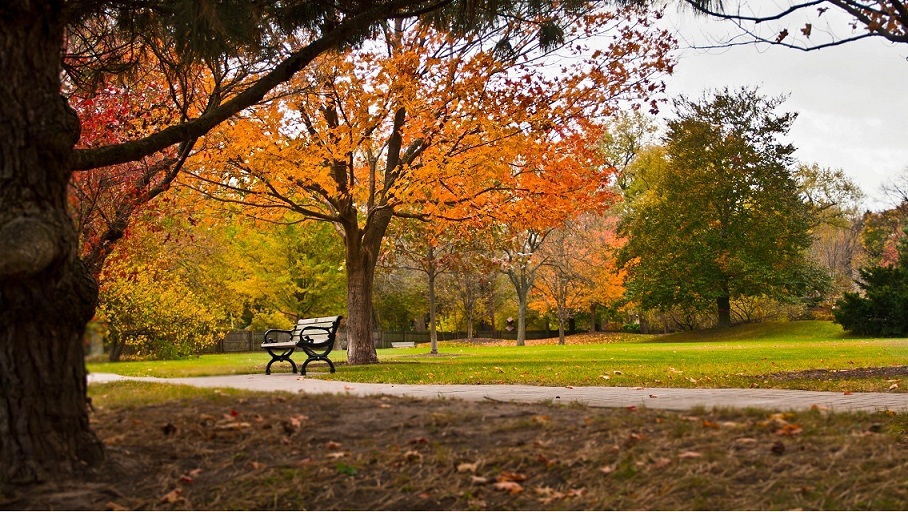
[5,391,908,510]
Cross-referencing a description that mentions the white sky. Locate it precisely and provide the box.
[657,7,908,210]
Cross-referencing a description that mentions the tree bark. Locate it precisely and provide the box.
[427,248,438,355]
[717,295,732,328]
[515,286,528,346]
[557,306,567,345]
[342,206,394,365]
[344,238,380,365]
[0,3,104,483]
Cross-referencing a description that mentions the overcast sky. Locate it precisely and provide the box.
[657,7,908,210]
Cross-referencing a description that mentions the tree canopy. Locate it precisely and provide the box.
[619,87,823,328]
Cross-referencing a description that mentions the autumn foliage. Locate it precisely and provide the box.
[189,6,675,362]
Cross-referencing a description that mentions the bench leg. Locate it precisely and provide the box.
[265,351,298,375]
[300,357,335,375]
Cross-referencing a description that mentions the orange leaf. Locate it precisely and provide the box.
[159,489,182,504]
[494,481,524,495]
[497,471,528,483]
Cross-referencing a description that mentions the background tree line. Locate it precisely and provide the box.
[92,86,907,363]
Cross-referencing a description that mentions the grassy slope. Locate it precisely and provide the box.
[87,320,908,392]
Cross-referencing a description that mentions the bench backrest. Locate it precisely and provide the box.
[291,316,342,347]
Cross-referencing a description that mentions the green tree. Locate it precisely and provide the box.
[619,87,821,328]
[221,219,347,324]
[834,227,908,336]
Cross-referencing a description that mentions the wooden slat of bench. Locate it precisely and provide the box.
[261,341,297,349]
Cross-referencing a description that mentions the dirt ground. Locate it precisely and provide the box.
[4,383,908,511]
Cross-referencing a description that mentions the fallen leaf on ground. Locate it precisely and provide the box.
[734,437,758,448]
[653,457,672,469]
[160,489,182,504]
[494,481,524,495]
[497,471,528,483]
[402,450,422,462]
[776,424,803,436]
[215,422,251,431]
[679,451,702,459]
[326,452,348,459]
[471,476,490,484]
[325,440,342,449]
[537,453,556,467]
[457,462,479,473]
[534,486,565,504]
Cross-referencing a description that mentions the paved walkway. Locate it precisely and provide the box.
[87,372,908,413]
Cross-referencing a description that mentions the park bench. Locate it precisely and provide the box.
[261,316,343,375]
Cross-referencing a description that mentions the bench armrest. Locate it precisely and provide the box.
[263,329,294,344]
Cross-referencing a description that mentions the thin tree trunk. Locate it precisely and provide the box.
[516,287,528,346]
[427,250,438,355]
[0,4,104,483]
[557,307,567,345]
[717,295,732,328]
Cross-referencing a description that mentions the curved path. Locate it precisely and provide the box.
[88,372,908,413]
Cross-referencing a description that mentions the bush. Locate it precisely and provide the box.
[248,310,294,332]
[98,272,224,360]
[834,228,908,337]
[622,323,641,333]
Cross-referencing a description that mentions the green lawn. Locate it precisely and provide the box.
[87,320,908,392]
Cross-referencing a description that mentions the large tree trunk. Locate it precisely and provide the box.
[345,242,380,365]
[0,4,105,483]
[342,209,393,365]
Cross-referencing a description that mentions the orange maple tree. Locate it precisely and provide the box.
[189,6,674,364]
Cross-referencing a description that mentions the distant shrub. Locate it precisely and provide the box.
[834,229,908,337]
[622,323,641,334]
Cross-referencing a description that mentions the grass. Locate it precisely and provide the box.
[86,320,908,393]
